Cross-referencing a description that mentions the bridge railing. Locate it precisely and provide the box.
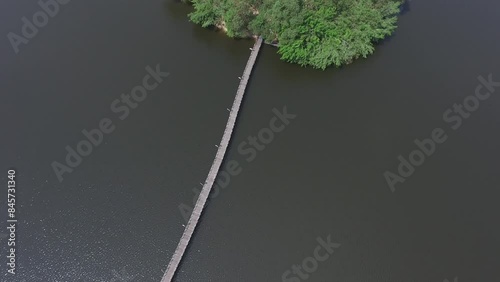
[161,37,263,282]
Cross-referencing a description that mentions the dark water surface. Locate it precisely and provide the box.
[1,0,499,281]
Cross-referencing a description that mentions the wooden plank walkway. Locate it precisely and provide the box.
[161,36,263,282]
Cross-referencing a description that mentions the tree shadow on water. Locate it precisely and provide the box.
[163,0,255,58]
[163,0,192,21]
[400,0,411,15]
[374,0,411,47]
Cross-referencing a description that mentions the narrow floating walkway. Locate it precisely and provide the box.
[161,37,263,282]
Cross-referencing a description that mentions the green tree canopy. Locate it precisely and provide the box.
[187,0,402,69]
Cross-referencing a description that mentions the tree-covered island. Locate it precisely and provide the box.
[182,0,403,69]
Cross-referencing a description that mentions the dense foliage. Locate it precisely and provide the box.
[184,0,402,69]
